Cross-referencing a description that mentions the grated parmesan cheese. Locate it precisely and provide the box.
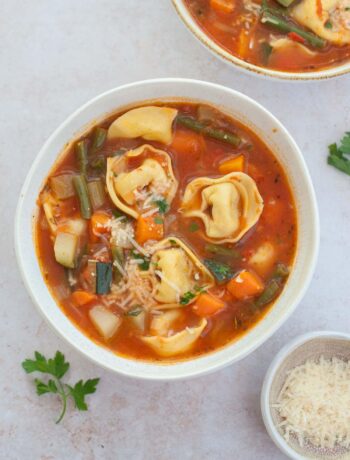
[274,356,350,449]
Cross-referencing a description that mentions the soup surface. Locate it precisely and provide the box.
[183,0,350,72]
[36,101,297,362]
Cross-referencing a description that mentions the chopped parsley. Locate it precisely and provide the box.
[261,42,273,64]
[22,351,99,424]
[112,209,127,219]
[204,259,234,283]
[113,147,128,156]
[188,222,200,232]
[130,250,150,271]
[327,132,350,176]
[154,199,169,214]
[325,20,333,29]
[125,307,143,317]
[180,291,196,305]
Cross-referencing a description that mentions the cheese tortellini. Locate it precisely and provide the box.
[151,237,214,307]
[181,172,264,244]
[292,0,350,45]
[106,144,178,219]
[142,316,207,357]
[107,106,178,144]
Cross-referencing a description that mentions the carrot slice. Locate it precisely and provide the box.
[192,293,225,317]
[71,290,97,306]
[170,130,206,156]
[210,0,235,13]
[90,211,111,243]
[135,215,164,244]
[219,155,245,174]
[227,270,264,300]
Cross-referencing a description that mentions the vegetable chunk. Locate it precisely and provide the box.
[193,293,225,317]
[227,269,264,299]
[54,232,79,268]
[89,306,121,339]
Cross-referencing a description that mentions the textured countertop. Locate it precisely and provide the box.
[1,1,350,459]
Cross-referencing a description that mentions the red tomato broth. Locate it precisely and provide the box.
[35,101,297,362]
[183,0,350,72]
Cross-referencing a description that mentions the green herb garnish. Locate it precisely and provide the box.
[205,243,241,258]
[22,351,99,424]
[180,291,196,305]
[130,251,150,271]
[325,20,333,29]
[125,307,143,317]
[154,199,169,214]
[113,148,128,156]
[204,259,234,283]
[112,209,127,219]
[189,222,200,232]
[261,42,273,64]
[327,132,350,175]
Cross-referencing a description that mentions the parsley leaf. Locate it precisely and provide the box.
[325,20,333,29]
[204,259,234,283]
[189,222,200,232]
[340,132,350,154]
[154,199,169,214]
[22,351,100,423]
[328,132,350,176]
[130,251,150,270]
[67,378,100,411]
[125,307,143,317]
[180,291,196,305]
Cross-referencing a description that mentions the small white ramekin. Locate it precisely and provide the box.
[15,78,319,380]
[171,0,350,81]
[261,331,350,459]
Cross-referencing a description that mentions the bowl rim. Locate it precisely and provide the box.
[171,0,350,81]
[15,78,320,380]
[260,330,350,460]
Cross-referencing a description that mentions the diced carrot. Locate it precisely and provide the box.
[237,29,250,59]
[90,211,111,243]
[227,269,264,300]
[71,290,97,306]
[170,130,206,156]
[210,0,235,13]
[192,293,226,317]
[219,155,245,174]
[135,215,164,244]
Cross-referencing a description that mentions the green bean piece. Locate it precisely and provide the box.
[273,263,289,279]
[255,279,280,308]
[205,243,241,258]
[177,115,241,147]
[90,127,107,153]
[90,156,106,172]
[112,246,124,283]
[73,174,92,219]
[261,11,326,48]
[75,140,89,176]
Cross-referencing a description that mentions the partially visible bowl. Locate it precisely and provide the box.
[15,78,319,380]
[261,331,350,460]
[171,0,350,81]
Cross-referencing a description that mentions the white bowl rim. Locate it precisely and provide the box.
[261,330,350,460]
[171,0,350,81]
[15,77,320,380]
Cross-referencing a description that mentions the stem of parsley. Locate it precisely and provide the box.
[56,380,68,424]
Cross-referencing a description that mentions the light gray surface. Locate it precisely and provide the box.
[1,1,350,459]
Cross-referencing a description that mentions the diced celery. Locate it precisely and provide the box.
[50,174,76,199]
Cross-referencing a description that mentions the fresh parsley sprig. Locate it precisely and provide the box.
[22,351,100,424]
[328,132,350,175]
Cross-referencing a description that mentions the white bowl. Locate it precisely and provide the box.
[261,331,350,460]
[172,0,350,81]
[15,78,319,380]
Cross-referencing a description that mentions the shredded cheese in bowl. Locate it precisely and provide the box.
[274,356,350,450]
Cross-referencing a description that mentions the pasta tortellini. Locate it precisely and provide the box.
[181,172,264,244]
[291,0,350,45]
[106,144,178,219]
[107,106,178,144]
[142,316,207,357]
[151,237,214,307]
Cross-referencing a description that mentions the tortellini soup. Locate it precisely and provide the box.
[35,101,297,361]
[184,0,350,73]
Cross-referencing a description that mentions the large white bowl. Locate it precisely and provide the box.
[172,0,350,81]
[15,78,319,380]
